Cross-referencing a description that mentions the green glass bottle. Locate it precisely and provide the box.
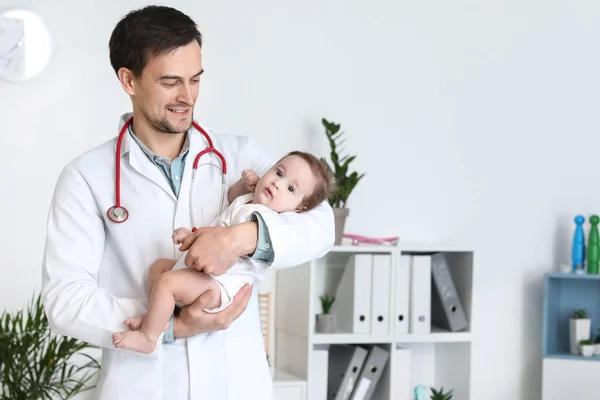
[588,215,600,274]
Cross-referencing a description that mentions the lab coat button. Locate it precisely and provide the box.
[265,243,270,249]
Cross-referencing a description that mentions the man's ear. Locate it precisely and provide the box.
[117,67,137,96]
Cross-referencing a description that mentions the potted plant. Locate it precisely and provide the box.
[430,386,453,400]
[315,293,336,333]
[580,339,595,357]
[569,308,591,355]
[320,118,365,245]
[0,293,100,399]
[594,329,600,356]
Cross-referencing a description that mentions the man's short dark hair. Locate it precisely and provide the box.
[109,5,202,78]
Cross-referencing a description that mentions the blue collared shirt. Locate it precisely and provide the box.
[129,128,274,343]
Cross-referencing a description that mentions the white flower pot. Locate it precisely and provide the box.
[570,318,591,355]
[333,208,349,245]
[581,344,595,357]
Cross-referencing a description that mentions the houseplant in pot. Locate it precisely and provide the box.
[320,118,365,245]
[580,339,595,357]
[569,308,591,354]
[0,293,100,399]
[594,328,600,356]
[430,386,453,400]
[315,293,336,333]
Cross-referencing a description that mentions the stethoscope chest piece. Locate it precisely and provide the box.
[107,205,129,223]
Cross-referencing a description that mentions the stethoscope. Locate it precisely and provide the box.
[107,117,227,228]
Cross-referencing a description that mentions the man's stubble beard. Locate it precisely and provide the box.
[140,106,193,134]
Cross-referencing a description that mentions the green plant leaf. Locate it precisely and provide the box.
[321,118,364,208]
[0,293,100,399]
[319,294,336,314]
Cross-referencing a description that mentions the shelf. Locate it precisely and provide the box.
[543,274,600,356]
[274,246,475,399]
[330,244,396,254]
[546,272,600,281]
[312,333,394,344]
[398,242,473,253]
[311,328,471,344]
[272,369,305,383]
[331,242,473,254]
[544,351,600,362]
[396,328,472,343]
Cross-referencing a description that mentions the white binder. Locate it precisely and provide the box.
[394,255,410,334]
[310,345,330,400]
[390,347,411,400]
[370,254,391,335]
[335,254,373,334]
[409,255,431,334]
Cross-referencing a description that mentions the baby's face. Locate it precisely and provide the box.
[254,155,317,213]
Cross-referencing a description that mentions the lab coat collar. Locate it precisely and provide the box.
[114,112,214,202]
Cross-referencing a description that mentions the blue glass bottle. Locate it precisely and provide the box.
[573,215,585,274]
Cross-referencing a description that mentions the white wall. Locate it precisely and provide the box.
[2,0,600,398]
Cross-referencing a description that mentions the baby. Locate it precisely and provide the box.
[112,150,335,354]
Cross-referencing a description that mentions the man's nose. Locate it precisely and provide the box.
[176,83,194,104]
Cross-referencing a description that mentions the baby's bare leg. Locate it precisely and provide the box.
[112,269,221,354]
[122,258,177,331]
[147,258,177,295]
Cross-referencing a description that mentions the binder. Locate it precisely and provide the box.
[310,345,330,400]
[335,254,373,334]
[327,344,369,400]
[430,253,469,332]
[370,254,391,335]
[409,255,431,334]
[391,346,411,400]
[394,255,410,334]
[349,346,390,400]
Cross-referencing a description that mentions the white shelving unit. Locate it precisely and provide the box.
[272,243,474,400]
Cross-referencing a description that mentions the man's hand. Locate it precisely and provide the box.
[178,222,258,275]
[173,284,253,338]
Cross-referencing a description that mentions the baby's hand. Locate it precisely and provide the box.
[242,169,259,191]
[172,227,192,245]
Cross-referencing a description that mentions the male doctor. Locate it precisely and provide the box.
[41,5,334,400]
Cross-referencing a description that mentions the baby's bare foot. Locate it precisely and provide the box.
[112,330,156,354]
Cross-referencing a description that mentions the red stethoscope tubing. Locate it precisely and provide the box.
[107,116,227,223]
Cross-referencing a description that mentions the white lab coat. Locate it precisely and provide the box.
[41,113,335,400]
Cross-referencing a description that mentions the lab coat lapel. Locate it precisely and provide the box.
[122,133,177,202]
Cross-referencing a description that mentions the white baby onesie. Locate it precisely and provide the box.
[172,192,272,312]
